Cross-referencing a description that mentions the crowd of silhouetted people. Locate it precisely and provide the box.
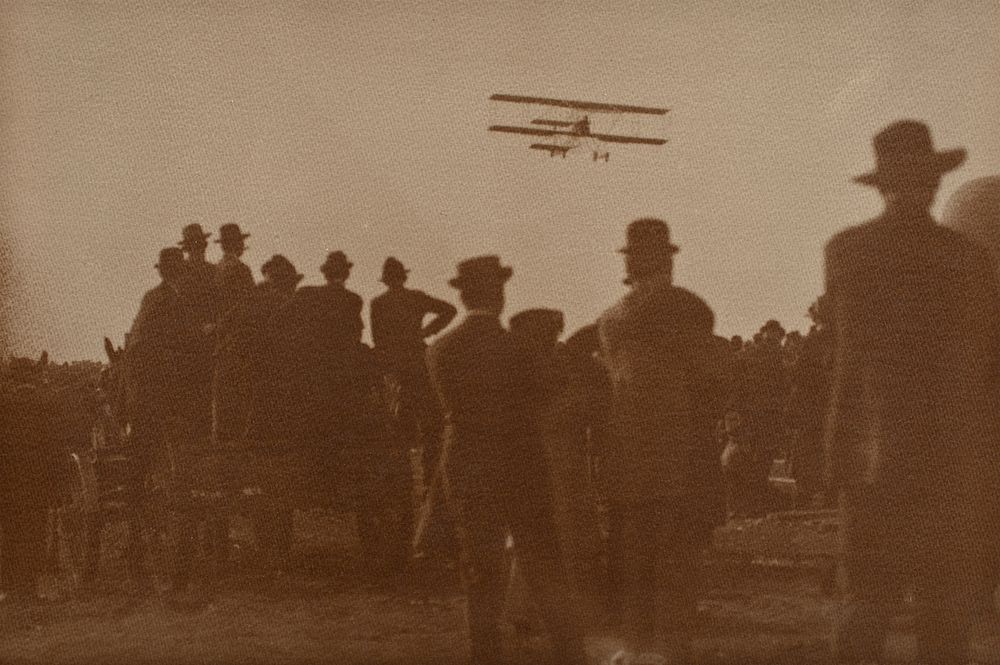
[4,120,1000,665]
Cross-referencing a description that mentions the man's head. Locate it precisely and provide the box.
[760,319,785,347]
[155,247,186,284]
[448,255,512,315]
[261,254,303,293]
[320,251,353,283]
[178,223,211,258]
[380,257,409,288]
[854,120,965,212]
[509,308,564,352]
[618,218,679,285]
[216,223,250,256]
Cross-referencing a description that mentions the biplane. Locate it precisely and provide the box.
[488,94,668,161]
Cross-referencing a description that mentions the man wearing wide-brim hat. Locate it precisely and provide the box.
[596,218,725,663]
[426,255,587,665]
[177,223,218,441]
[824,120,1000,663]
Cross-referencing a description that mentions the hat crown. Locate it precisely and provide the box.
[620,217,678,254]
[262,254,296,276]
[217,223,249,243]
[449,255,512,289]
[180,223,210,243]
[872,120,935,160]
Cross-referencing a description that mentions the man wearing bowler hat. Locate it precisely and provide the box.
[597,219,725,663]
[212,223,255,446]
[426,256,587,665]
[824,120,1000,663]
[371,257,457,555]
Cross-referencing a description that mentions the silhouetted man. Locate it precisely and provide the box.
[371,257,456,554]
[286,251,365,444]
[427,256,587,665]
[597,219,724,663]
[212,223,255,445]
[825,120,1000,663]
[126,247,205,592]
[178,223,217,442]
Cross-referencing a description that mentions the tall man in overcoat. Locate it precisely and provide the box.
[427,256,587,665]
[597,218,726,662]
[824,120,1000,663]
[125,247,207,592]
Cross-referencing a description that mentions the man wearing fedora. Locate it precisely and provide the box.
[427,256,587,665]
[370,257,457,556]
[177,223,218,445]
[824,120,1000,663]
[597,219,725,663]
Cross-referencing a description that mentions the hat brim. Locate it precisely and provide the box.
[853,148,966,187]
[380,270,410,283]
[448,266,513,289]
[178,234,211,247]
[214,233,251,243]
[617,244,680,255]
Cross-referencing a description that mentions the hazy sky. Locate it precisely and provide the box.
[2,1,998,361]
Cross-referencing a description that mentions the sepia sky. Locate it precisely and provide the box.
[1,1,998,361]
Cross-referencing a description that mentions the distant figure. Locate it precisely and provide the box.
[427,256,587,665]
[825,121,1000,663]
[788,298,833,508]
[597,219,725,662]
[125,247,206,592]
[940,175,1000,613]
[285,251,366,444]
[371,256,457,559]
[509,309,607,627]
[246,254,304,571]
[212,223,255,445]
[727,318,789,517]
[178,223,217,443]
[247,254,303,444]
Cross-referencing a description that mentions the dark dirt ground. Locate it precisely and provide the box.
[2,509,999,664]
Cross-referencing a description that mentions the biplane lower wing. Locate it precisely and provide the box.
[531,119,576,127]
[489,125,666,145]
[530,143,571,157]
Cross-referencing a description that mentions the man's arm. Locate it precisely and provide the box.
[420,293,458,338]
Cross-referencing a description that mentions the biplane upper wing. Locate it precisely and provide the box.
[490,94,668,115]
[488,125,666,145]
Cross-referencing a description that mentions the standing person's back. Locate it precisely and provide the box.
[825,120,1000,664]
[427,256,586,665]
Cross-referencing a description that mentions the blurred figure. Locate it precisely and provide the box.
[125,247,207,593]
[427,257,587,665]
[212,223,255,446]
[597,219,725,662]
[178,223,217,445]
[370,257,456,559]
[941,174,1000,613]
[509,309,607,628]
[787,297,833,508]
[825,121,1000,663]
[727,319,790,517]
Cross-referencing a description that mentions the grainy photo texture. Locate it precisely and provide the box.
[1,2,999,664]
